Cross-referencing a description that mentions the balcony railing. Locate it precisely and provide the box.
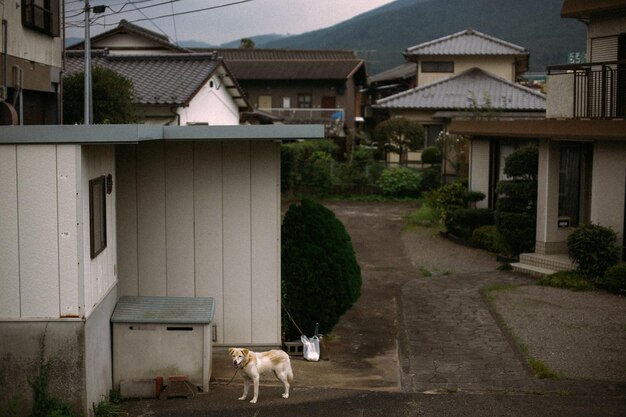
[547,60,626,119]
[260,108,345,136]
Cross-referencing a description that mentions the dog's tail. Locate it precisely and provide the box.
[287,357,294,383]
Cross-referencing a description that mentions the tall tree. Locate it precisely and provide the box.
[63,66,137,124]
[373,117,424,166]
[239,38,256,49]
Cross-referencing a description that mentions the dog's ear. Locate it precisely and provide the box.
[242,348,250,357]
[228,348,235,355]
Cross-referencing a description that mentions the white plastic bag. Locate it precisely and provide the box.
[301,335,320,362]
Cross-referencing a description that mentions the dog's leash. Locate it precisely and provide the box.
[223,365,240,386]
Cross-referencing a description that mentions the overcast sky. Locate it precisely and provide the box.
[66,0,396,45]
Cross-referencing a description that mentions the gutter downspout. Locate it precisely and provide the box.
[2,19,7,101]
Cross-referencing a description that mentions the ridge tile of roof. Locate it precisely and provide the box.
[210,48,360,61]
[405,28,527,56]
[374,67,545,111]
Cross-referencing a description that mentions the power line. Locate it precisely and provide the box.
[66,0,254,29]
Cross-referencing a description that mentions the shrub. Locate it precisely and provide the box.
[567,223,620,279]
[446,208,494,239]
[597,263,626,294]
[424,180,466,224]
[336,147,383,186]
[421,146,442,165]
[376,167,421,198]
[281,199,361,341]
[472,225,506,253]
[281,139,339,193]
[495,212,536,256]
[419,166,441,191]
[464,191,486,206]
[538,271,595,292]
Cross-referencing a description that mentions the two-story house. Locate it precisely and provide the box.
[212,48,367,137]
[372,29,546,171]
[65,20,249,125]
[450,0,626,273]
[1,0,62,125]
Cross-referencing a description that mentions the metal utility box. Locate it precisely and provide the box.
[111,296,216,392]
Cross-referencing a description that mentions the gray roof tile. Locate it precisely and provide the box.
[65,52,221,105]
[405,28,527,56]
[375,67,545,111]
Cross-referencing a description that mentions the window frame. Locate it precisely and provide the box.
[421,61,454,73]
[297,93,313,109]
[21,0,60,37]
[89,176,107,259]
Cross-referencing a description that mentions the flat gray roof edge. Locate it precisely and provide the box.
[0,125,162,144]
[162,124,324,140]
[0,124,324,144]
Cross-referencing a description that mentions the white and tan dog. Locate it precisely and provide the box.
[228,347,293,403]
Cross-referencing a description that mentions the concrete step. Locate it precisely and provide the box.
[518,253,575,271]
[510,262,556,278]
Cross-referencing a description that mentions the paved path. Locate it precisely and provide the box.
[326,201,537,393]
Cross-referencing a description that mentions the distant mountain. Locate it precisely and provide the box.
[262,0,586,75]
[65,33,286,50]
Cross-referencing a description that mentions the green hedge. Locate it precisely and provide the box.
[495,211,536,256]
[281,199,362,340]
[471,225,505,253]
[567,223,620,279]
[446,208,494,240]
[599,263,626,293]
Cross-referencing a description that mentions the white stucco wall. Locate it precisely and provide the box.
[116,140,281,346]
[590,142,626,238]
[177,75,242,126]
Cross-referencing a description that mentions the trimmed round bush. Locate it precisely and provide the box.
[281,199,362,341]
[597,263,626,294]
[421,146,442,164]
[472,225,505,253]
[567,223,620,279]
[376,167,421,198]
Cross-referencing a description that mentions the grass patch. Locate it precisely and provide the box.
[486,285,569,381]
[405,203,439,228]
[419,267,432,277]
[528,358,567,380]
[484,283,518,301]
[538,271,595,292]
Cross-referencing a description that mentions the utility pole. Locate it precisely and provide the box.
[83,2,105,125]
[84,0,92,124]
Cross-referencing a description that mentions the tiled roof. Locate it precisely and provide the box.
[405,28,527,56]
[67,20,189,52]
[369,62,416,84]
[65,51,226,106]
[212,49,359,61]
[374,67,545,111]
[209,48,365,81]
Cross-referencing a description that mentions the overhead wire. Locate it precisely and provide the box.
[65,0,254,28]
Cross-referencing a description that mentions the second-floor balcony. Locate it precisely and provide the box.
[547,60,626,119]
[260,108,346,136]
